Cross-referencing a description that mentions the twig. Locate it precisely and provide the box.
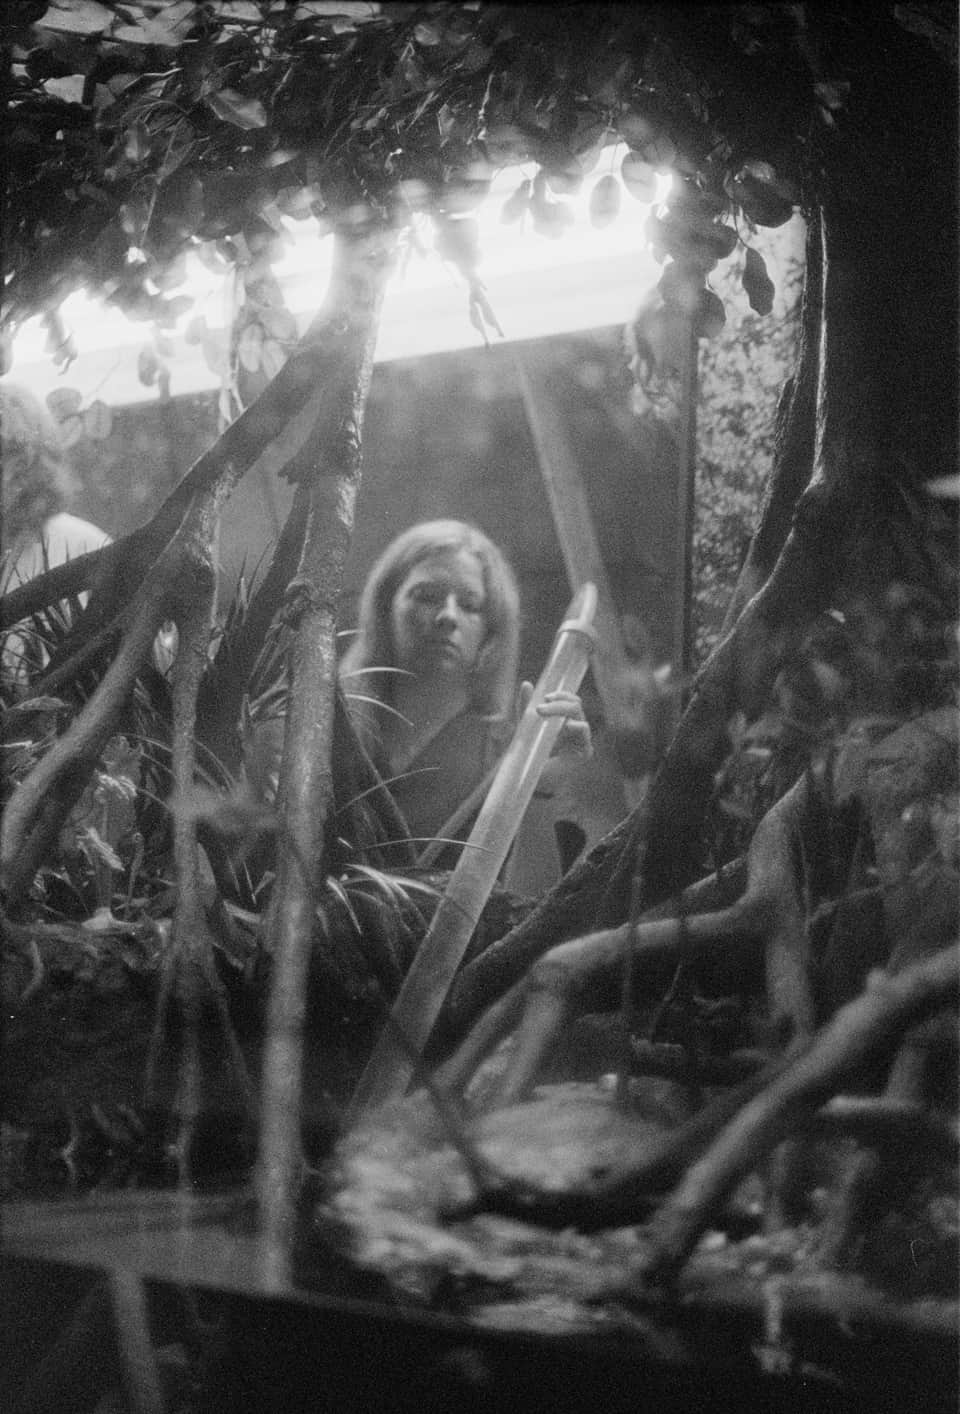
[634,944,959,1284]
[809,1094,959,1161]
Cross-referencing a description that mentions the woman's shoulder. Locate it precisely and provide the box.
[41,512,112,560]
[6,513,111,583]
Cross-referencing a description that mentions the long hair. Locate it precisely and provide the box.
[340,519,520,720]
[1,381,77,548]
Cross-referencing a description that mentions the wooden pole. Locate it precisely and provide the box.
[512,344,625,722]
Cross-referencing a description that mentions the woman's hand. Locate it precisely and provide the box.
[519,682,593,760]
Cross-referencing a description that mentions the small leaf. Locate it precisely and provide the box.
[638,132,677,169]
[194,241,230,274]
[83,400,113,440]
[617,110,658,149]
[201,333,230,377]
[414,20,441,45]
[237,322,264,372]
[261,146,299,170]
[695,287,726,339]
[119,194,150,238]
[292,1,379,20]
[207,88,268,130]
[77,825,123,872]
[112,1,196,46]
[156,294,192,327]
[44,312,77,370]
[260,306,298,341]
[276,184,318,220]
[529,173,575,239]
[621,152,658,202]
[260,338,287,380]
[544,162,583,197]
[124,122,150,164]
[137,346,160,386]
[46,387,83,421]
[727,161,796,228]
[499,179,530,225]
[4,696,68,717]
[742,246,775,315]
[107,72,140,98]
[59,413,84,448]
[217,1,261,18]
[184,314,208,345]
[82,907,124,933]
[152,252,188,290]
[814,80,850,112]
[43,75,87,104]
[589,173,621,228]
[39,0,114,35]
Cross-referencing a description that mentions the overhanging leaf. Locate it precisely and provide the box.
[213,1,262,19]
[43,75,87,104]
[47,387,83,420]
[3,696,69,718]
[207,88,268,129]
[59,413,83,447]
[260,337,287,379]
[44,311,77,370]
[621,152,658,202]
[291,2,380,23]
[237,321,264,371]
[260,306,298,340]
[38,0,113,35]
[123,122,150,164]
[77,825,123,872]
[742,245,775,315]
[589,173,621,227]
[112,1,198,46]
[137,345,160,386]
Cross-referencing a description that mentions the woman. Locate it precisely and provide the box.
[339,519,590,864]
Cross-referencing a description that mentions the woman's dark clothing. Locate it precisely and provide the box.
[381,709,511,853]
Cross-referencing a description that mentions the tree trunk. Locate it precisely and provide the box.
[720,215,822,629]
[439,14,957,1050]
[253,226,395,1284]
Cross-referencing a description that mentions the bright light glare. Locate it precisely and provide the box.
[9,145,669,406]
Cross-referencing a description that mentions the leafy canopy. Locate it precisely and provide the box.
[7,2,881,362]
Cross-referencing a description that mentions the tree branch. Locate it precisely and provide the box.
[634,943,959,1284]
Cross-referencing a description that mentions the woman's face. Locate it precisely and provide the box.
[389,547,488,682]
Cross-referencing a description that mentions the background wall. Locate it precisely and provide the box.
[66,326,680,689]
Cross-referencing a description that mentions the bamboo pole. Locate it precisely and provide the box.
[513,344,625,720]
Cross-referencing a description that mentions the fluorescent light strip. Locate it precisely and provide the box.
[8,148,669,404]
